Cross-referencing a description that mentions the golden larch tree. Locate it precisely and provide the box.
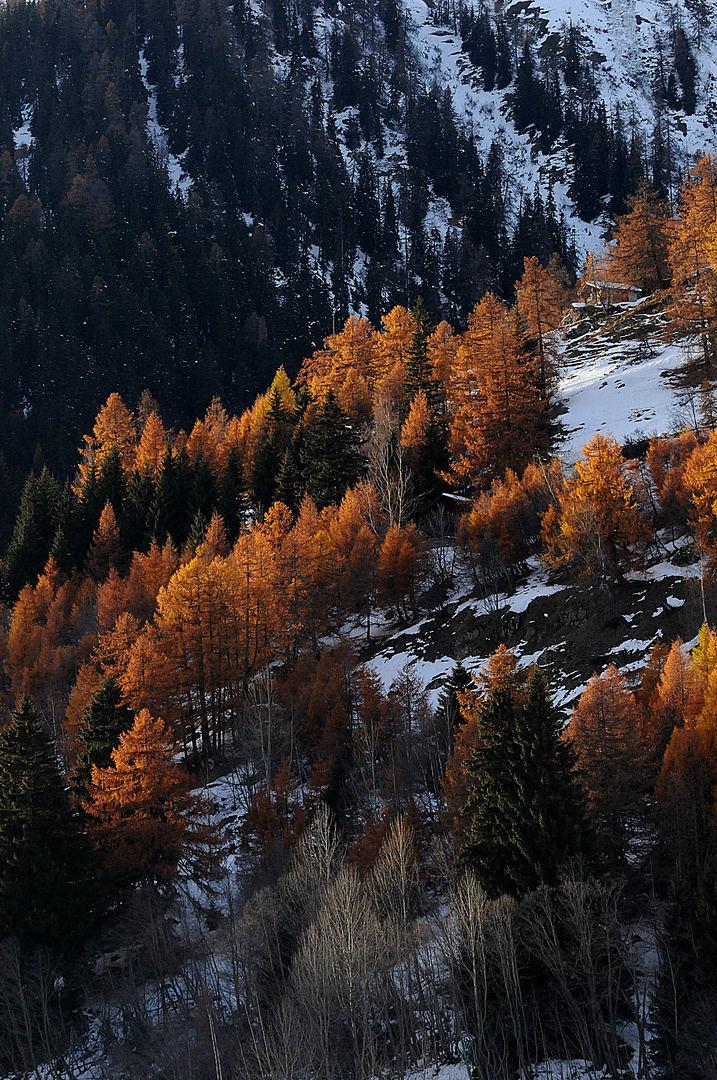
[542,434,650,579]
[86,709,218,891]
[607,180,672,292]
[667,153,717,363]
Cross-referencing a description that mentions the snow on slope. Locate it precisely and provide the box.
[556,299,691,459]
[405,0,717,254]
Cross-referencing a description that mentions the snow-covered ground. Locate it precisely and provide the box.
[139,48,191,199]
[557,303,690,460]
[405,0,717,257]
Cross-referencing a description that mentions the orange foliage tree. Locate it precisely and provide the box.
[515,256,565,393]
[607,180,671,293]
[542,434,651,580]
[77,392,136,490]
[86,709,219,892]
[449,293,549,486]
[667,153,717,364]
[568,665,651,864]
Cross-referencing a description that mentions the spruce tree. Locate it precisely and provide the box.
[436,659,473,754]
[120,467,155,553]
[404,296,440,410]
[50,480,83,577]
[301,390,362,510]
[218,446,247,541]
[276,445,305,516]
[150,446,192,547]
[188,453,218,524]
[187,508,209,553]
[71,677,134,803]
[4,466,62,596]
[649,872,701,1079]
[462,666,595,896]
[0,698,92,953]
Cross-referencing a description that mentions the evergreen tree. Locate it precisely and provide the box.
[403,296,439,410]
[120,467,156,554]
[150,446,192,548]
[4,466,62,597]
[276,446,305,516]
[218,446,247,542]
[188,453,218,524]
[437,659,473,747]
[187,508,209,553]
[649,872,701,1079]
[50,480,83,577]
[462,666,595,896]
[301,390,363,510]
[251,430,282,513]
[71,677,134,803]
[0,698,92,953]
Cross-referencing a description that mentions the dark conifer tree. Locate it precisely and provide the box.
[151,446,192,547]
[4,466,62,597]
[218,446,247,541]
[0,698,92,954]
[251,432,282,513]
[649,872,701,1079]
[120,468,156,554]
[71,677,133,803]
[188,453,218,524]
[187,508,209,553]
[276,445,305,515]
[462,667,595,897]
[403,296,439,410]
[436,659,473,756]
[301,390,362,510]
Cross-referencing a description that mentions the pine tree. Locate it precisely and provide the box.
[462,666,595,896]
[71,676,133,802]
[0,698,92,953]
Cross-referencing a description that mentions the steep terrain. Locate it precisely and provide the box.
[1,0,715,524]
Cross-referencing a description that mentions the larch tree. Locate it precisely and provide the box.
[667,153,717,364]
[85,709,219,894]
[515,255,564,394]
[568,665,651,865]
[683,430,717,562]
[77,392,137,491]
[607,180,672,292]
[542,433,651,580]
[134,411,170,478]
[450,293,549,486]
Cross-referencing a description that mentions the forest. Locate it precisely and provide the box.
[0,0,703,542]
[1,152,717,1077]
